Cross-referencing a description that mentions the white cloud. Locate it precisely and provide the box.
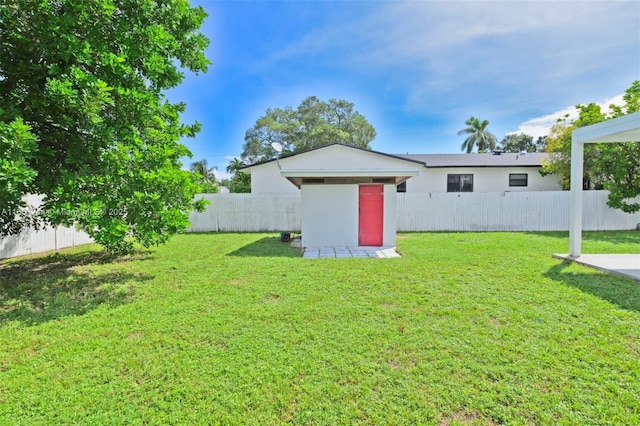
[510,94,626,139]
[213,169,233,181]
[271,1,637,111]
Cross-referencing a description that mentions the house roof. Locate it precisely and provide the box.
[394,152,548,168]
[240,143,550,171]
[239,143,427,170]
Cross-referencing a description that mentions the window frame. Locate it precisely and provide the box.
[447,174,474,193]
[509,173,528,187]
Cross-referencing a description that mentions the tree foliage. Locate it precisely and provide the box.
[226,158,245,175]
[541,81,640,213]
[457,117,497,153]
[240,96,376,164]
[190,159,218,194]
[499,133,546,153]
[225,158,250,193]
[228,173,251,194]
[0,0,210,253]
[0,118,39,234]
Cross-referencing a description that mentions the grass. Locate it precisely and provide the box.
[1,231,639,425]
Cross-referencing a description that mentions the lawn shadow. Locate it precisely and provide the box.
[544,260,640,313]
[227,236,302,258]
[0,250,153,325]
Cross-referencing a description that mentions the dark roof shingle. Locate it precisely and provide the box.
[394,152,548,168]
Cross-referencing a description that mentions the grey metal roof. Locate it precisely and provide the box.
[394,152,548,168]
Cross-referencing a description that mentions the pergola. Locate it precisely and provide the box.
[569,111,640,256]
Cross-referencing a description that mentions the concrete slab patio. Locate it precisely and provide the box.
[553,254,640,282]
[302,246,401,259]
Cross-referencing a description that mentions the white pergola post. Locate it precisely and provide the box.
[569,134,583,257]
[568,112,640,257]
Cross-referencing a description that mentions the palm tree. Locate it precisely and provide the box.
[190,159,217,183]
[226,157,246,174]
[457,117,497,153]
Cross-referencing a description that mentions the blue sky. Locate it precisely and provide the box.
[166,0,639,178]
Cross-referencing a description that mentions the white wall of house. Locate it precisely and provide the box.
[300,183,398,247]
[406,167,561,193]
[280,144,420,170]
[248,161,300,193]
[382,184,397,247]
[301,184,358,247]
[247,155,561,194]
[246,144,422,193]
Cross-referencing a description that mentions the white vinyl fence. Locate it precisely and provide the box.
[0,225,93,260]
[188,193,302,232]
[3,191,638,259]
[0,195,94,259]
[188,191,640,233]
[397,191,640,231]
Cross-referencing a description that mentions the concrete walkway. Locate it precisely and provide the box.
[302,246,401,259]
[553,254,640,282]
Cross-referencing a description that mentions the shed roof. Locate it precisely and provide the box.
[394,152,548,168]
[240,143,426,171]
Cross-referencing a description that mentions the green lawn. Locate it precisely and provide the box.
[1,232,639,425]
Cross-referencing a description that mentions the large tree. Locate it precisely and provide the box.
[0,0,210,253]
[240,96,376,164]
[457,116,497,153]
[541,81,640,213]
[499,133,537,153]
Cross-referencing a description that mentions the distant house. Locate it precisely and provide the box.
[242,144,561,194]
[395,151,561,193]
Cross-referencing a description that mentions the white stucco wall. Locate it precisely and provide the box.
[246,144,422,193]
[248,161,300,193]
[301,184,358,247]
[382,184,397,247]
[244,144,562,195]
[247,155,560,194]
[301,183,398,247]
[406,167,561,193]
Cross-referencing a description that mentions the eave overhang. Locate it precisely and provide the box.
[280,169,420,189]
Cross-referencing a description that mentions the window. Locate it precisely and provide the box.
[509,173,528,187]
[396,181,407,193]
[447,174,473,192]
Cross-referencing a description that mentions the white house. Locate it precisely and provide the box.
[395,152,560,192]
[243,144,561,194]
[240,144,563,248]
[241,144,423,247]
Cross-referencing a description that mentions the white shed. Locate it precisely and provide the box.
[242,144,423,247]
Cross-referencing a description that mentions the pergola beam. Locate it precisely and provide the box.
[569,112,640,257]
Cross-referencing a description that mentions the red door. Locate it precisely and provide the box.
[358,185,384,246]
